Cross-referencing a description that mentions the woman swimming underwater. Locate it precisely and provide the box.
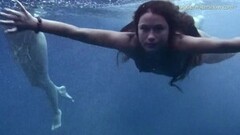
[0,0,239,123]
[0,0,238,88]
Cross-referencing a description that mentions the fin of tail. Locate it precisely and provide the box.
[58,86,74,102]
[193,15,204,29]
[51,109,62,131]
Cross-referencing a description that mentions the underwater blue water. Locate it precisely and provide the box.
[1,0,240,135]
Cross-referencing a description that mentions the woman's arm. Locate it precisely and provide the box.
[38,20,135,51]
[173,34,240,54]
[0,0,135,52]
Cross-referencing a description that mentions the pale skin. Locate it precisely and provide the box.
[1,1,74,131]
[4,30,74,131]
[0,1,239,80]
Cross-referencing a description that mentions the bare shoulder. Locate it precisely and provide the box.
[171,33,226,54]
[117,31,138,53]
[170,33,188,51]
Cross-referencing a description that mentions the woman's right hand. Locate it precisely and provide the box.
[0,0,38,33]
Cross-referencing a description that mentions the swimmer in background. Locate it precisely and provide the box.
[2,23,74,130]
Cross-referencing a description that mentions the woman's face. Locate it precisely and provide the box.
[138,12,169,53]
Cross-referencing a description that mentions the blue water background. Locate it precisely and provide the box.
[1,0,240,135]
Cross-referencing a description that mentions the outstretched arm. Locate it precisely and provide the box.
[174,34,240,54]
[0,0,135,52]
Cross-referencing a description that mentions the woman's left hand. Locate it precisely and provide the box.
[0,0,38,33]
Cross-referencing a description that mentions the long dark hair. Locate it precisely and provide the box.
[118,0,201,90]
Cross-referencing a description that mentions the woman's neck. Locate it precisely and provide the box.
[143,47,169,62]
